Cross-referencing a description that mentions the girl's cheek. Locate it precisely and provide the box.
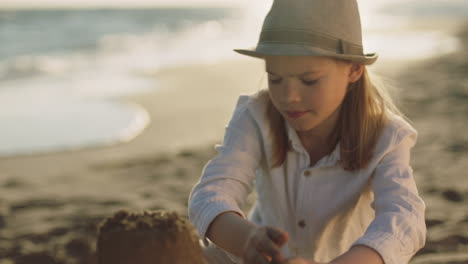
[303,87,322,101]
[268,87,286,103]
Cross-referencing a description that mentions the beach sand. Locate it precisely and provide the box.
[1,25,468,263]
[0,57,265,264]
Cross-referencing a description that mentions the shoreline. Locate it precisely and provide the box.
[0,57,264,161]
[0,100,151,159]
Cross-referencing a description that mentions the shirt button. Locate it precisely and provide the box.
[304,170,311,177]
[298,220,306,228]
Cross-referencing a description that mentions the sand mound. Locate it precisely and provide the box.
[97,209,206,264]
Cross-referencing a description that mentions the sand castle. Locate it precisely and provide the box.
[97,209,206,264]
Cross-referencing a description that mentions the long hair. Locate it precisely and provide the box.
[264,65,405,171]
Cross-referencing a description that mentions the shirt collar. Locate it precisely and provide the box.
[285,120,341,168]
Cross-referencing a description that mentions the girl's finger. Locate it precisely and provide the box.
[284,258,309,264]
[256,238,285,262]
[266,227,289,245]
[251,252,271,264]
[244,247,269,264]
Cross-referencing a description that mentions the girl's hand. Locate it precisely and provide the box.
[242,226,289,264]
[284,257,325,264]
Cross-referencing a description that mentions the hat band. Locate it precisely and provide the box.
[259,29,364,56]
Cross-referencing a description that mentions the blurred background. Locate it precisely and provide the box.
[0,0,467,263]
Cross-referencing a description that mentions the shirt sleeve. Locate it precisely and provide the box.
[351,126,427,264]
[188,95,263,245]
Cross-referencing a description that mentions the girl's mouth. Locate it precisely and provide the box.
[286,111,309,119]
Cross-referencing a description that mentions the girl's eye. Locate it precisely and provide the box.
[268,78,282,84]
[302,79,318,86]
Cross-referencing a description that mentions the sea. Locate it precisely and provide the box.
[0,0,466,157]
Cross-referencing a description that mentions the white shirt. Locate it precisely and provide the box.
[188,91,426,264]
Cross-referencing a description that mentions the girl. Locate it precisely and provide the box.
[188,0,426,264]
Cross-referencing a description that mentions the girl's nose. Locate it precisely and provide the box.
[282,80,301,104]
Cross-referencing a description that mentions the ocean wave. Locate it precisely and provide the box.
[0,99,150,157]
[0,11,254,83]
[0,54,84,81]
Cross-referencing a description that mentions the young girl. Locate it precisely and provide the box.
[188,1,426,264]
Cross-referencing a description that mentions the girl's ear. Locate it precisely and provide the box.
[348,63,364,83]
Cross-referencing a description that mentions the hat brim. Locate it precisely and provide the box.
[234,44,377,65]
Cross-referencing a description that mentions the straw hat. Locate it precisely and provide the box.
[234,0,378,65]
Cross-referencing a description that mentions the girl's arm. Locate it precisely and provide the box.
[206,211,257,256]
[286,245,383,264]
[328,245,383,264]
[344,126,426,264]
[188,95,263,256]
[207,211,288,262]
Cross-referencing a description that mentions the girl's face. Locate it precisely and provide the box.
[266,56,362,136]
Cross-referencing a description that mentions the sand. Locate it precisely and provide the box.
[97,210,205,264]
[0,57,264,264]
[1,25,468,263]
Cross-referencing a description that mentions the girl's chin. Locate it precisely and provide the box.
[287,120,320,132]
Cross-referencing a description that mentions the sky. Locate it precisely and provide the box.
[0,0,400,21]
[0,0,401,23]
[0,0,250,8]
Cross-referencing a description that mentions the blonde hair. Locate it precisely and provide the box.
[263,62,406,171]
